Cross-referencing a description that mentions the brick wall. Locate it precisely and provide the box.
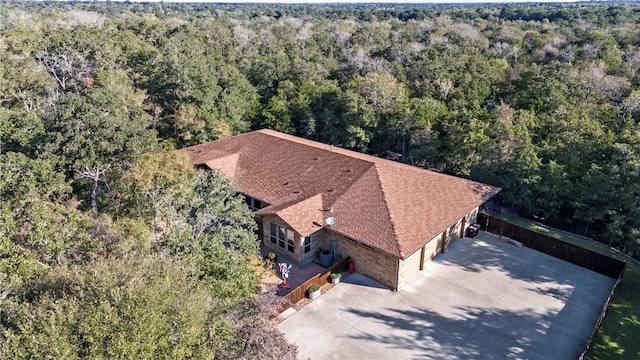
[398,246,422,288]
[260,206,480,290]
[330,232,398,290]
[396,206,480,289]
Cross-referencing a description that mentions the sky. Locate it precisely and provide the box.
[133,0,581,3]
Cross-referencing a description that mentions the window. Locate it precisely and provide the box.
[269,223,294,254]
[278,226,285,249]
[269,223,277,244]
[303,236,311,253]
[244,195,263,211]
[287,230,295,252]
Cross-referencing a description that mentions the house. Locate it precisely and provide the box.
[182,129,501,290]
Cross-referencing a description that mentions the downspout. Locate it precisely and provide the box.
[394,255,400,291]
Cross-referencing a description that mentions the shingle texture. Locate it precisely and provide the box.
[182,129,501,259]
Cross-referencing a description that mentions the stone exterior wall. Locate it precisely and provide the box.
[261,215,303,265]
[396,233,437,289]
[467,207,479,224]
[302,231,323,265]
[423,233,442,262]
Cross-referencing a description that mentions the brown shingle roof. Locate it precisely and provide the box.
[181,129,500,259]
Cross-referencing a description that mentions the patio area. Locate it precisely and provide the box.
[260,242,327,296]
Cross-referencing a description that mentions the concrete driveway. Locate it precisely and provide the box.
[278,232,616,360]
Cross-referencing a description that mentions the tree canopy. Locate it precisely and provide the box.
[2,1,640,358]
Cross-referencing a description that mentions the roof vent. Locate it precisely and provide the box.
[344,169,352,173]
[283,182,290,186]
[327,189,335,193]
[293,190,301,194]
[313,157,319,161]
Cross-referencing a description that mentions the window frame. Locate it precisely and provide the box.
[270,222,295,254]
[244,195,263,211]
[278,227,286,249]
[269,223,277,244]
[303,236,311,253]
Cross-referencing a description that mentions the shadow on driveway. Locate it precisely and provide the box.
[279,233,615,360]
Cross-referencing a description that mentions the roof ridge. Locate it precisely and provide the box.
[257,129,396,166]
[372,163,403,257]
[330,164,402,258]
[257,129,482,185]
[376,159,479,184]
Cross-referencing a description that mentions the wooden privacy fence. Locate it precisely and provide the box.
[477,213,625,279]
[277,257,351,314]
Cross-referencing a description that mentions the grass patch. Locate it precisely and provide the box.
[494,213,640,360]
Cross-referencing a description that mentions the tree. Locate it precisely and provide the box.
[0,152,70,202]
[0,108,45,155]
[343,71,407,151]
[147,25,257,146]
[120,151,197,243]
[8,196,120,267]
[38,48,94,93]
[2,256,219,359]
[159,169,260,301]
[43,83,155,212]
[122,151,260,301]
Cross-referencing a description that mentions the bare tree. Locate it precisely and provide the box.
[38,48,94,92]
[435,78,454,100]
[75,164,110,213]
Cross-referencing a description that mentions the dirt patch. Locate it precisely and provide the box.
[261,273,281,289]
[258,259,280,292]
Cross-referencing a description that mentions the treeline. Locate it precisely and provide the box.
[1,1,640,356]
[0,2,304,357]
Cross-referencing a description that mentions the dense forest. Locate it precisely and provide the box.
[1,1,640,357]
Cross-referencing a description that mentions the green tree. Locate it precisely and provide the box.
[122,151,260,301]
[2,256,219,359]
[343,71,407,151]
[43,83,155,212]
[159,169,260,301]
[148,25,257,146]
[120,151,197,243]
